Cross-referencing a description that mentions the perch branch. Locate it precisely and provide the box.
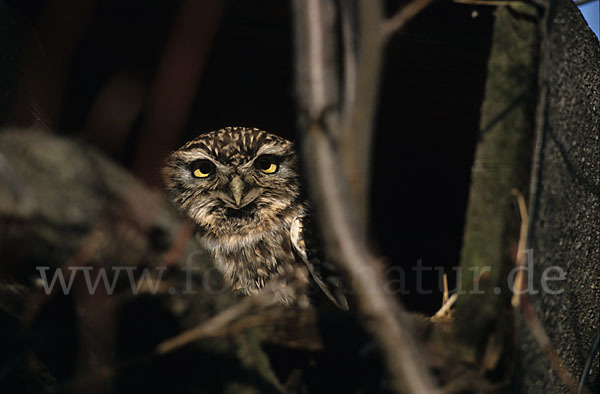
[156,298,272,355]
[155,276,303,355]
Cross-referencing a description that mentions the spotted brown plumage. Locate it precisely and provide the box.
[163,127,348,309]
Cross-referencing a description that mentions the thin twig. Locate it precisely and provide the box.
[511,190,582,391]
[156,298,268,354]
[573,0,595,5]
[430,273,458,322]
[442,273,449,305]
[520,296,587,394]
[155,277,299,355]
[514,188,585,393]
[511,188,528,308]
[37,279,301,393]
[383,0,434,38]
[432,293,458,321]
[578,331,600,394]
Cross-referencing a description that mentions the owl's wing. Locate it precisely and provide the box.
[290,216,349,310]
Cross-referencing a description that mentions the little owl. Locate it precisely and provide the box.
[163,127,348,309]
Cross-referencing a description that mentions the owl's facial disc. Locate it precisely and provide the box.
[163,127,301,232]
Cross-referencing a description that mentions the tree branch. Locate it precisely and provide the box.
[338,0,384,231]
[292,1,439,393]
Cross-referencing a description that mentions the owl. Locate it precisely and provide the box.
[163,127,348,309]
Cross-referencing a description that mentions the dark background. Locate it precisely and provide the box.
[1,0,495,314]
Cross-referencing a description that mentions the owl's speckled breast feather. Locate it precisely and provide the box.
[203,216,300,294]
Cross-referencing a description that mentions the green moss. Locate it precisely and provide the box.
[453,2,540,361]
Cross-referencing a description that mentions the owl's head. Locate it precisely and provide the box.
[163,127,303,238]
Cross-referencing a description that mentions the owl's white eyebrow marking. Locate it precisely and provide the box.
[255,142,290,157]
[177,150,230,170]
[178,150,213,162]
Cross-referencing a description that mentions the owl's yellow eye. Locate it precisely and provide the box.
[256,155,279,174]
[262,163,278,174]
[190,160,215,178]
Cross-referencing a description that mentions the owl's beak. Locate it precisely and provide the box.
[229,176,245,207]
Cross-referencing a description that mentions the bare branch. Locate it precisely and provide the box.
[304,120,440,394]
[292,1,439,392]
[338,0,384,231]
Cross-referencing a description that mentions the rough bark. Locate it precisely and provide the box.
[515,0,600,392]
[453,0,599,392]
